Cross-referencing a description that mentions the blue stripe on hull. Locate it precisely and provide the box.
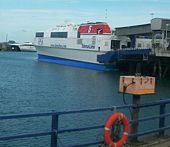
[38,54,115,71]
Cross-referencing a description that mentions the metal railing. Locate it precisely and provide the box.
[0,99,170,147]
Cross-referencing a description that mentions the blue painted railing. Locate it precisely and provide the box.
[0,99,170,147]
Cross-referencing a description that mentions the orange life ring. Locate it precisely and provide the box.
[104,112,129,147]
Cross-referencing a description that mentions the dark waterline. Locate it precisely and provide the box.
[0,52,170,146]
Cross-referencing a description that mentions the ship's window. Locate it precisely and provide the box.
[35,32,44,37]
[51,32,67,38]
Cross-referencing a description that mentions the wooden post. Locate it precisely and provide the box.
[163,66,168,78]
[135,62,141,76]
[129,62,135,73]
[158,60,162,78]
[130,94,141,142]
[152,62,157,76]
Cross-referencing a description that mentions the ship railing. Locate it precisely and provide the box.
[0,99,170,147]
[119,47,151,51]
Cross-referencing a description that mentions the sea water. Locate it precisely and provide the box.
[0,52,170,147]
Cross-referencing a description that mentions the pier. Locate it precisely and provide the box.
[97,18,170,77]
[0,42,20,51]
[0,42,9,51]
[114,18,170,78]
[112,49,170,78]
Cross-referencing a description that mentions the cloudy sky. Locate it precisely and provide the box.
[0,0,170,43]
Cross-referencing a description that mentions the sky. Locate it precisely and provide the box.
[0,0,170,43]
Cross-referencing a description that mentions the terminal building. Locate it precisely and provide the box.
[115,18,170,56]
[112,18,170,78]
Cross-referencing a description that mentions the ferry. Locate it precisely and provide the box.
[19,42,36,52]
[34,22,130,71]
[10,42,36,52]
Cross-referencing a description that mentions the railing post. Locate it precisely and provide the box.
[130,94,141,142]
[159,103,166,136]
[51,113,59,147]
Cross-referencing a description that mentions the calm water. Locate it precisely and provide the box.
[0,52,170,147]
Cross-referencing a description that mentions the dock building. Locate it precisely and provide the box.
[115,18,170,78]
[115,18,170,53]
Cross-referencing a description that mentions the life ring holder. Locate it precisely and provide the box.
[104,112,129,147]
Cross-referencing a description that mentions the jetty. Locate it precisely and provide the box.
[0,42,9,51]
[115,18,170,78]
[0,41,20,51]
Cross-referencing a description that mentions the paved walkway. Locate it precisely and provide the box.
[126,135,170,147]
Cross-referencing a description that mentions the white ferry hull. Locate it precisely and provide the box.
[36,46,115,71]
[34,22,119,71]
[20,45,36,52]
